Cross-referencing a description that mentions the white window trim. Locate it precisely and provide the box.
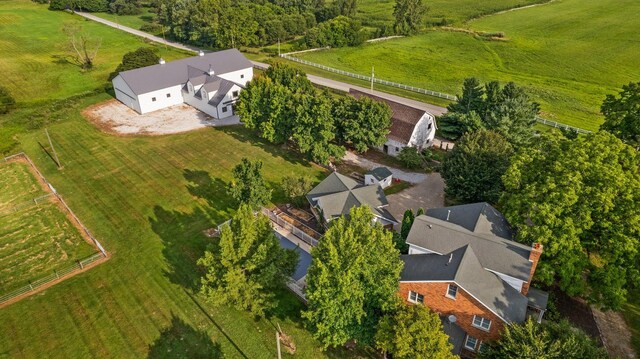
[407,290,424,304]
[446,284,458,299]
[464,335,478,351]
[472,315,492,331]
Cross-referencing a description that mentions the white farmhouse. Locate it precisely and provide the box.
[111,49,253,118]
[350,89,436,157]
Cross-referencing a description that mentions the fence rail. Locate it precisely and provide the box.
[0,252,105,305]
[0,193,55,217]
[261,208,321,247]
[280,53,592,134]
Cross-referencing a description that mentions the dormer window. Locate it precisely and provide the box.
[446,284,458,299]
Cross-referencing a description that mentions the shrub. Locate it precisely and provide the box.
[0,86,16,114]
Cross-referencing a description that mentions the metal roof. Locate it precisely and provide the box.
[367,167,393,181]
[118,49,252,95]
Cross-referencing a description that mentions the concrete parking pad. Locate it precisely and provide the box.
[386,173,445,221]
[84,99,240,135]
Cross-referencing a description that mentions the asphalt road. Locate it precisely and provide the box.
[75,11,448,116]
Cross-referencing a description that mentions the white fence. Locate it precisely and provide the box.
[280,53,592,134]
[0,252,105,305]
[261,208,321,247]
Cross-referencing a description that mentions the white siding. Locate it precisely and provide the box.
[409,113,436,149]
[378,138,408,157]
[408,244,438,255]
[215,84,243,119]
[364,174,392,189]
[487,270,525,292]
[218,68,253,86]
[184,93,218,117]
[137,85,184,114]
[112,75,141,113]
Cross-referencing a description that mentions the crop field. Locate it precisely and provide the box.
[296,0,640,131]
[0,0,189,104]
[0,161,96,294]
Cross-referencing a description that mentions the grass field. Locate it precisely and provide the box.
[623,293,640,356]
[296,0,640,130]
[0,0,188,104]
[0,161,96,293]
[0,93,360,358]
[355,0,547,28]
[92,6,161,35]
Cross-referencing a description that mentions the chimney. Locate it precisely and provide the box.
[208,64,215,76]
[159,58,165,65]
[446,210,451,221]
[198,50,204,56]
[521,243,543,295]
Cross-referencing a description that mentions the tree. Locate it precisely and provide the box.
[600,81,640,149]
[478,319,607,359]
[303,206,403,348]
[400,209,414,240]
[448,77,485,114]
[416,207,424,216]
[500,131,640,309]
[265,62,314,94]
[197,205,298,317]
[437,111,483,141]
[441,130,514,204]
[109,47,159,80]
[334,0,357,17]
[375,304,456,359]
[334,96,392,152]
[393,0,427,35]
[109,0,142,15]
[281,175,314,206]
[228,158,272,208]
[397,146,425,169]
[0,86,16,114]
[62,22,101,70]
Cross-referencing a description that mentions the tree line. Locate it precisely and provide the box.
[237,63,391,164]
[440,78,640,310]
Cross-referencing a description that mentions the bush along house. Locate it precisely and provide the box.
[399,202,548,357]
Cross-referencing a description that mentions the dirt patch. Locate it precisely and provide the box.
[592,308,637,359]
[83,99,240,136]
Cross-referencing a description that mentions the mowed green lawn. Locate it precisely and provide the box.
[0,92,349,357]
[297,0,640,130]
[0,161,46,210]
[0,0,188,103]
[92,6,161,35]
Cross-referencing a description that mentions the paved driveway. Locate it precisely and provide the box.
[386,173,445,221]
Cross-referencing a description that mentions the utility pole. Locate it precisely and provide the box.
[371,65,375,93]
[278,38,281,57]
[45,129,61,169]
[275,331,282,359]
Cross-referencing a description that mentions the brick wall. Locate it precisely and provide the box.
[521,243,543,295]
[399,282,506,344]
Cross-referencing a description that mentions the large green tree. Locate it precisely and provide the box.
[334,96,392,153]
[109,47,160,80]
[375,304,456,359]
[228,158,272,208]
[281,175,314,206]
[478,319,607,359]
[441,129,514,204]
[198,205,298,317]
[392,0,427,35]
[600,81,640,149]
[303,206,403,348]
[438,78,538,145]
[500,131,640,309]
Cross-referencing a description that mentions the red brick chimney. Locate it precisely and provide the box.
[521,243,543,295]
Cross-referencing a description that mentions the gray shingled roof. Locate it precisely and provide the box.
[367,167,393,181]
[440,316,465,355]
[307,172,397,223]
[526,287,549,310]
[407,215,533,281]
[426,202,514,239]
[118,49,251,95]
[208,79,235,106]
[401,245,529,324]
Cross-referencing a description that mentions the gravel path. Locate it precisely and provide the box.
[342,151,427,184]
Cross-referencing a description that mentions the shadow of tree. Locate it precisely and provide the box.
[183,169,234,217]
[149,205,213,291]
[147,313,223,359]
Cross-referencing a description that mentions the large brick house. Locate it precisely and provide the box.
[399,203,548,357]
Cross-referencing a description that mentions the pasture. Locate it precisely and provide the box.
[0,0,188,104]
[296,0,640,130]
[0,161,96,293]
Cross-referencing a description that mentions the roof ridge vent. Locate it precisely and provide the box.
[208,64,215,76]
[446,210,451,221]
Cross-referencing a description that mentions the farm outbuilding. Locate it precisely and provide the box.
[365,167,393,188]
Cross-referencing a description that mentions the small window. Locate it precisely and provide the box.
[232,90,239,98]
[464,335,478,351]
[427,123,433,130]
[222,106,228,113]
[447,284,458,299]
[166,93,171,98]
[151,97,156,102]
[478,342,487,353]
[472,315,492,331]
[240,74,245,79]
[395,147,400,152]
[408,290,424,304]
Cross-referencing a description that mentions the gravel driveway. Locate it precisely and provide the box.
[386,174,445,221]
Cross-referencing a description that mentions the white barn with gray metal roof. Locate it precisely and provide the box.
[112,49,253,118]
